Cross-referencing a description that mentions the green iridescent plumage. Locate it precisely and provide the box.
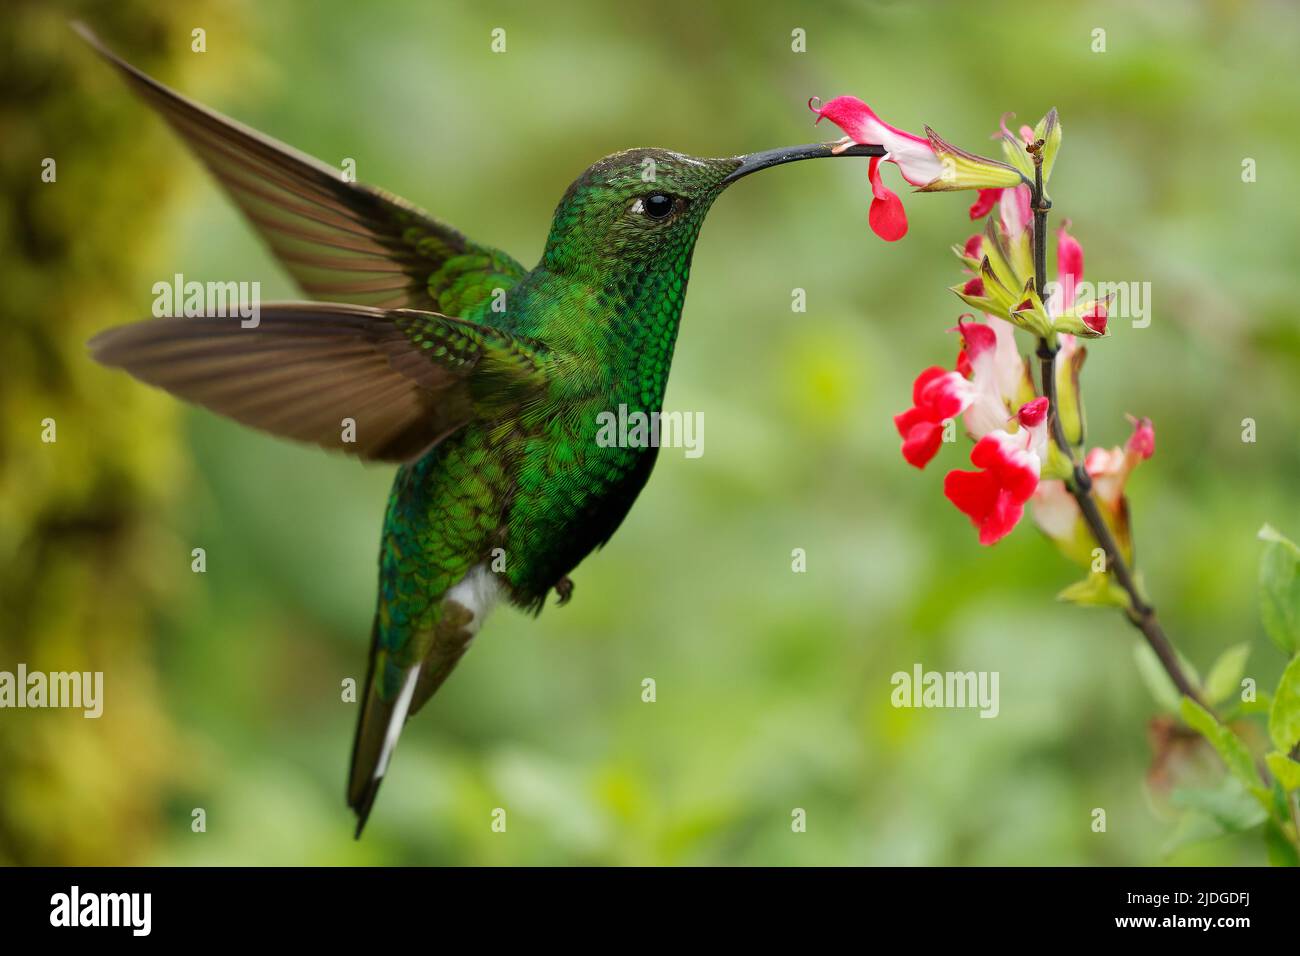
[77,24,875,835]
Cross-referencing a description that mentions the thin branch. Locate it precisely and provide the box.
[1026,142,1211,713]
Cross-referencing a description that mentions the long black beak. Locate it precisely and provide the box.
[722,142,885,185]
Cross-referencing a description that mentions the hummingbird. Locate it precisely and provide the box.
[75,24,882,834]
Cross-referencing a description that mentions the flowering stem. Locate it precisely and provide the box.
[1026,143,1210,713]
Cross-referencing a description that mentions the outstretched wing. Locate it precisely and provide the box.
[74,22,527,315]
[88,302,550,462]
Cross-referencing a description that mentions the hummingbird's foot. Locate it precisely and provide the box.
[555,576,575,606]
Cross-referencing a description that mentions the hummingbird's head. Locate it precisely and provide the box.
[540,142,884,290]
[540,148,737,284]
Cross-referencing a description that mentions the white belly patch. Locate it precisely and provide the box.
[444,562,503,636]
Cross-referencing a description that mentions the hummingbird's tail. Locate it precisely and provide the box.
[347,618,419,838]
[347,566,499,835]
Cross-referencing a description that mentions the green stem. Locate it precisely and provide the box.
[1026,143,1210,713]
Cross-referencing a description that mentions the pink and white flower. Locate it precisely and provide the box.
[894,366,975,469]
[1031,416,1156,561]
[955,316,1031,440]
[1055,221,1084,307]
[999,184,1033,241]
[944,397,1050,545]
[810,95,1024,242]
[1088,416,1155,507]
[810,96,939,242]
[969,117,1036,221]
[955,198,1109,339]
[811,96,946,188]
[894,316,1032,469]
[1047,221,1107,336]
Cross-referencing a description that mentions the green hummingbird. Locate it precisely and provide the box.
[76,24,881,834]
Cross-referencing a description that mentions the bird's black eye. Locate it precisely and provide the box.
[640,193,675,220]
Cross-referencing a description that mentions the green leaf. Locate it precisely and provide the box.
[1180,697,1269,807]
[1269,654,1300,752]
[1134,642,1200,712]
[1160,810,1225,857]
[1204,643,1251,706]
[1265,751,1300,792]
[1264,820,1300,867]
[1135,643,1181,711]
[1240,688,1272,716]
[1059,572,1129,610]
[1258,524,1300,654]
[1170,779,1268,833]
[1271,777,1293,823]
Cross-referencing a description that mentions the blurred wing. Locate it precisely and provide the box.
[88,303,550,462]
[74,22,527,315]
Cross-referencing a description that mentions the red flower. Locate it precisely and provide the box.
[968,188,1001,220]
[944,398,1050,545]
[810,95,1021,242]
[867,155,908,241]
[894,366,974,469]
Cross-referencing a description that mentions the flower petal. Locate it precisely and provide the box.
[979,490,1026,545]
[1017,396,1049,428]
[1127,417,1156,459]
[867,155,908,241]
[1031,479,1080,540]
[969,188,1002,220]
[956,316,998,361]
[971,431,1042,500]
[944,419,1047,545]
[895,366,974,468]
[956,347,973,379]
[999,184,1033,240]
[943,468,1025,545]
[812,95,944,187]
[945,468,998,526]
[910,366,951,407]
[900,420,945,469]
[916,368,973,420]
[1056,222,1084,299]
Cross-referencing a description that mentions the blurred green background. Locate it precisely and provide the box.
[2,0,1298,865]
